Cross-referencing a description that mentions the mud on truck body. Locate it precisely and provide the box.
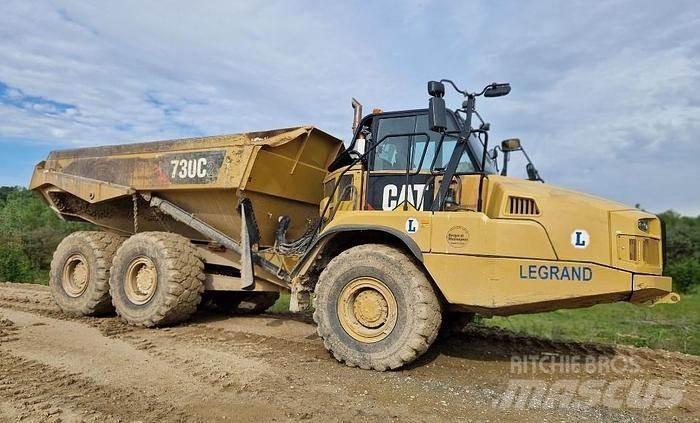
[30,80,678,370]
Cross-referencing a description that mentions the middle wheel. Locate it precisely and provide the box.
[110,232,205,327]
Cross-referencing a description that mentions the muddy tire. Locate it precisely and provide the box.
[314,244,442,371]
[211,292,280,314]
[109,232,204,327]
[49,231,124,316]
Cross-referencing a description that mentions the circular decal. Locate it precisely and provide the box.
[446,226,470,248]
[570,229,590,249]
[405,217,419,234]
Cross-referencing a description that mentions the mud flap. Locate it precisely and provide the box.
[239,200,256,290]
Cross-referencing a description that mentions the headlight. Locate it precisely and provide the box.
[638,218,651,232]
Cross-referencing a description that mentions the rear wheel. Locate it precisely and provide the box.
[211,291,280,314]
[314,244,442,371]
[109,232,204,327]
[50,231,124,316]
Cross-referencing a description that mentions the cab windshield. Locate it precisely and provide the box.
[372,111,496,174]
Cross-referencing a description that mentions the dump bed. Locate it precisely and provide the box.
[30,126,343,247]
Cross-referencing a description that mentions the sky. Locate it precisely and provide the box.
[0,0,698,215]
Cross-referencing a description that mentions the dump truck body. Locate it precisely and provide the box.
[31,127,341,245]
[31,127,342,289]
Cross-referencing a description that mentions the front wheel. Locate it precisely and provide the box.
[314,244,442,371]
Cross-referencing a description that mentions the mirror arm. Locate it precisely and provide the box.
[520,148,545,183]
[476,130,489,212]
[501,150,510,176]
[439,79,468,96]
[433,95,475,211]
[473,109,486,127]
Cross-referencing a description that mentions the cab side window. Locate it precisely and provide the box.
[373,116,416,171]
[414,113,474,173]
[371,112,472,173]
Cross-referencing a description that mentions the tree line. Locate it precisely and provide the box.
[0,186,698,292]
[0,186,91,282]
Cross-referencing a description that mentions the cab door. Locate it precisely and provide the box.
[365,113,434,212]
[363,112,435,252]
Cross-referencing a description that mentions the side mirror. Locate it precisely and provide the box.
[428,81,447,132]
[428,81,445,97]
[428,96,447,132]
[526,163,541,181]
[501,138,521,152]
[484,83,511,98]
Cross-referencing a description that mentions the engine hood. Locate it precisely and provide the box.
[485,176,658,268]
[487,176,632,212]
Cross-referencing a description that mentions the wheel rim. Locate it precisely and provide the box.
[125,256,158,305]
[62,254,90,297]
[337,277,398,343]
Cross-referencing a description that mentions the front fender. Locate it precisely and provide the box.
[291,224,424,281]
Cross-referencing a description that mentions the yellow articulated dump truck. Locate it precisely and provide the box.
[30,80,678,370]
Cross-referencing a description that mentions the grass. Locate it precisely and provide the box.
[485,289,700,355]
[269,291,699,356]
[268,293,291,314]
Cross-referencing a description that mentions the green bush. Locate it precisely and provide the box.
[667,257,700,293]
[0,245,34,282]
[658,210,700,293]
[0,186,92,284]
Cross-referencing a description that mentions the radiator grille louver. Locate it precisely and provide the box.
[616,235,660,266]
[507,196,540,216]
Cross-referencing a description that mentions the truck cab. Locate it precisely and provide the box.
[310,98,677,321]
[324,107,492,213]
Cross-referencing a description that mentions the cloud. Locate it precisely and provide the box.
[0,0,698,214]
[436,0,700,214]
[0,1,399,144]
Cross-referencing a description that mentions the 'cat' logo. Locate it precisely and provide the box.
[382,184,426,210]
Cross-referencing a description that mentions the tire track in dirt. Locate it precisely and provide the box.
[0,346,188,423]
[0,307,286,422]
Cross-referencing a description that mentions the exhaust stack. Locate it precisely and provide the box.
[351,98,362,133]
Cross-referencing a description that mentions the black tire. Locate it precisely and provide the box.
[211,292,280,314]
[49,231,124,316]
[109,232,204,327]
[314,244,442,371]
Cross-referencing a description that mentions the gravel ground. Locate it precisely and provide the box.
[0,282,697,422]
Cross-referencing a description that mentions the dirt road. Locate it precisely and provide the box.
[0,282,697,422]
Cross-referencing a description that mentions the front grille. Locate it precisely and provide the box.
[629,238,637,261]
[642,238,660,266]
[617,235,660,267]
[507,196,540,216]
